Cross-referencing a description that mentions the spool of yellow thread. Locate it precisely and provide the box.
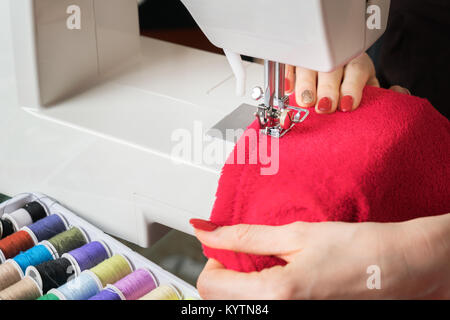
[90,254,133,287]
[139,285,181,300]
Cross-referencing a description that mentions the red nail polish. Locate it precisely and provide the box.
[284,78,291,92]
[318,97,332,112]
[189,219,218,232]
[340,95,354,112]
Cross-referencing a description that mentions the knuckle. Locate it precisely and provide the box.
[233,224,252,244]
[318,82,338,92]
[261,267,296,300]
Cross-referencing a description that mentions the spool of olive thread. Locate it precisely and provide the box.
[44,227,88,257]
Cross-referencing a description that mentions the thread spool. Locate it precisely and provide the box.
[62,240,110,275]
[0,276,42,300]
[0,230,36,263]
[113,268,157,300]
[0,218,15,240]
[88,285,124,300]
[49,270,102,300]
[12,244,54,274]
[0,261,22,291]
[3,201,48,232]
[26,258,76,294]
[42,226,88,258]
[23,213,68,243]
[139,284,181,300]
[90,254,133,287]
[37,292,60,300]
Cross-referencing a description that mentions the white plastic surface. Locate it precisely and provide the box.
[1,193,199,299]
[181,0,390,72]
[1,0,260,247]
[1,22,260,246]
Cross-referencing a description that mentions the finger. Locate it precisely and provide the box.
[194,222,305,256]
[295,67,317,108]
[316,68,344,114]
[339,57,374,112]
[197,259,289,300]
[389,85,411,95]
[285,65,295,94]
[367,76,380,88]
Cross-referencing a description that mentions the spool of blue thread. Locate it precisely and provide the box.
[62,241,111,274]
[11,244,54,274]
[89,285,123,300]
[49,270,102,300]
[22,214,68,243]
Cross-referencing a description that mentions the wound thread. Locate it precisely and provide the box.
[29,258,75,294]
[0,261,22,291]
[88,286,122,300]
[90,254,133,287]
[138,285,181,300]
[23,202,47,222]
[0,218,14,239]
[3,201,47,232]
[37,292,60,300]
[26,214,67,242]
[13,244,54,274]
[0,230,35,261]
[64,241,109,272]
[47,227,87,257]
[50,270,101,300]
[113,268,157,300]
[0,276,41,300]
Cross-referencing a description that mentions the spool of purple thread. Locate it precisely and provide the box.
[114,268,157,300]
[89,287,122,300]
[25,214,67,242]
[66,241,110,272]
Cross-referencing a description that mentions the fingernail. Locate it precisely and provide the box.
[284,78,291,92]
[340,95,354,112]
[189,219,218,232]
[301,90,314,105]
[318,97,332,112]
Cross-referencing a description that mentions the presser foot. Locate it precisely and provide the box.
[255,104,309,138]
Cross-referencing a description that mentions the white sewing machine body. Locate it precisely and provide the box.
[0,0,389,247]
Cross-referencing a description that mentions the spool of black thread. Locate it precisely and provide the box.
[23,201,47,222]
[0,218,15,239]
[27,258,75,294]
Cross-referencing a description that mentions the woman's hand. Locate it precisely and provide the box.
[285,53,409,114]
[191,214,450,300]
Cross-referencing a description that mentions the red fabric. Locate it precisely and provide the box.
[203,86,450,272]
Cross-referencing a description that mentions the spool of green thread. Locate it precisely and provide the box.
[37,292,60,300]
[47,227,88,257]
[90,254,133,287]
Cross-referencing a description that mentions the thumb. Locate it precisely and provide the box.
[191,220,306,256]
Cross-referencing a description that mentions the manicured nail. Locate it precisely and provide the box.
[318,97,332,112]
[189,219,218,232]
[285,78,291,92]
[340,95,354,112]
[301,90,314,105]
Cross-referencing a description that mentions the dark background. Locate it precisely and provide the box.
[138,0,449,118]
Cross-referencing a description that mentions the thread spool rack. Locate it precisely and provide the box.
[0,192,199,300]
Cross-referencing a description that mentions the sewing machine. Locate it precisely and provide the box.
[0,0,389,247]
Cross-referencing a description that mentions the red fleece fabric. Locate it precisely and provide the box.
[203,86,450,272]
